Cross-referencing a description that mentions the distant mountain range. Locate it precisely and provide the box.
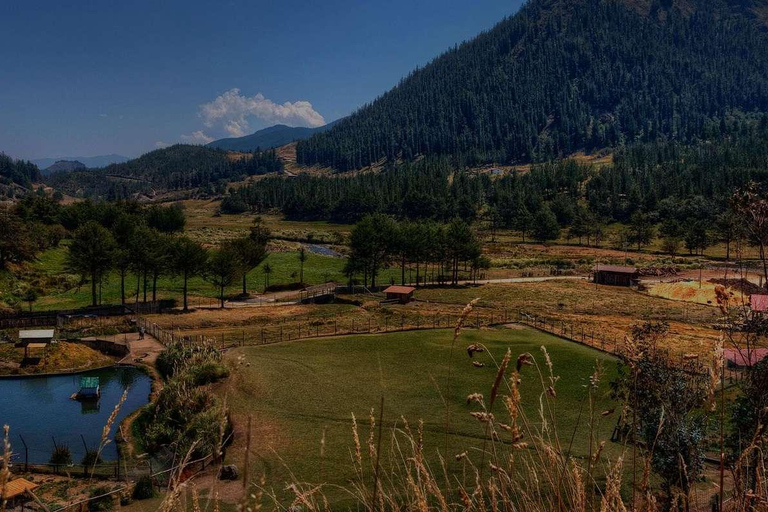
[207,120,341,152]
[32,154,129,173]
[44,160,86,174]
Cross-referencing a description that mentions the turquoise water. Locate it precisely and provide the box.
[0,366,151,463]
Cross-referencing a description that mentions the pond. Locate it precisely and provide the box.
[0,366,151,463]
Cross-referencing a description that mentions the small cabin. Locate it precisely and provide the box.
[593,265,638,287]
[77,376,100,399]
[383,286,416,304]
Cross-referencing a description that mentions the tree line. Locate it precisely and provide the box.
[222,125,768,257]
[345,215,485,288]
[64,214,271,309]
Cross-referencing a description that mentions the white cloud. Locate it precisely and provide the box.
[199,88,325,137]
[180,130,214,145]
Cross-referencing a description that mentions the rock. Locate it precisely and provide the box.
[219,464,239,480]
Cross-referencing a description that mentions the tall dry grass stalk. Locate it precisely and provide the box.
[0,426,11,512]
[90,387,129,480]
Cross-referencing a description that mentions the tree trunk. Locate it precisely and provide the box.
[152,273,158,302]
[183,270,189,311]
[220,284,225,308]
[401,256,406,286]
[91,270,98,307]
[143,271,148,303]
[120,270,126,306]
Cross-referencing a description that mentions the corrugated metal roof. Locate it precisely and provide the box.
[18,330,54,340]
[384,286,416,294]
[2,478,38,499]
[593,265,637,274]
[750,294,768,312]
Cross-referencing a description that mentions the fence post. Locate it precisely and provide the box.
[19,435,28,472]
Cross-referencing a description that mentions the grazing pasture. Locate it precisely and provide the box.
[218,326,623,506]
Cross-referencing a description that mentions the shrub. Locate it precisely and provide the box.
[190,362,230,386]
[132,475,155,500]
[50,444,72,467]
[88,486,114,512]
[81,449,102,468]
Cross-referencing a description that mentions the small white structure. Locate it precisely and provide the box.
[17,329,54,359]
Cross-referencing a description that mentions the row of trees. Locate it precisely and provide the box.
[65,217,271,309]
[345,215,485,288]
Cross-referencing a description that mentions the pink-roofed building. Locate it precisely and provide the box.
[750,294,768,313]
[723,348,768,368]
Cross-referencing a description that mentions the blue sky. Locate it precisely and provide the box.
[0,0,523,161]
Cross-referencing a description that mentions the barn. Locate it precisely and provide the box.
[383,286,416,304]
[593,265,638,287]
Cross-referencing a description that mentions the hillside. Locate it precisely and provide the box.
[0,153,41,194]
[46,144,283,199]
[296,0,768,171]
[207,120,341,152]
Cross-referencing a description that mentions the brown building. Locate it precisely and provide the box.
[593,265,638,287]
[383,285,416,304]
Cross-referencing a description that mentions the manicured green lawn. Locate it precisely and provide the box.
[222,326,623,506]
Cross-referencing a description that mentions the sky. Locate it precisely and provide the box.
[0,0,524,161]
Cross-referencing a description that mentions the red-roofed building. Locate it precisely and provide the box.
[724,348,768,368]
[383,286,416,304]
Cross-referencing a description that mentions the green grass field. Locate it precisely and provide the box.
[11,247,380,311]
[220,326,623,506]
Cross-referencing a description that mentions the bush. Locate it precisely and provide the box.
[88,486,115,512]
[190,362,230,386]
[50,444,72,467]
[132,475,155,500]
[81,449,102,468]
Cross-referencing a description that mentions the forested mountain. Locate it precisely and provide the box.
[225,114,768,231]
[297,0,768,171]
[47,145,283,199]
[0,153,41,191]
[207,120,341,152]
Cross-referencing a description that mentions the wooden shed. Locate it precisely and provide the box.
[593,265,638,287]
[383,286,416,304]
